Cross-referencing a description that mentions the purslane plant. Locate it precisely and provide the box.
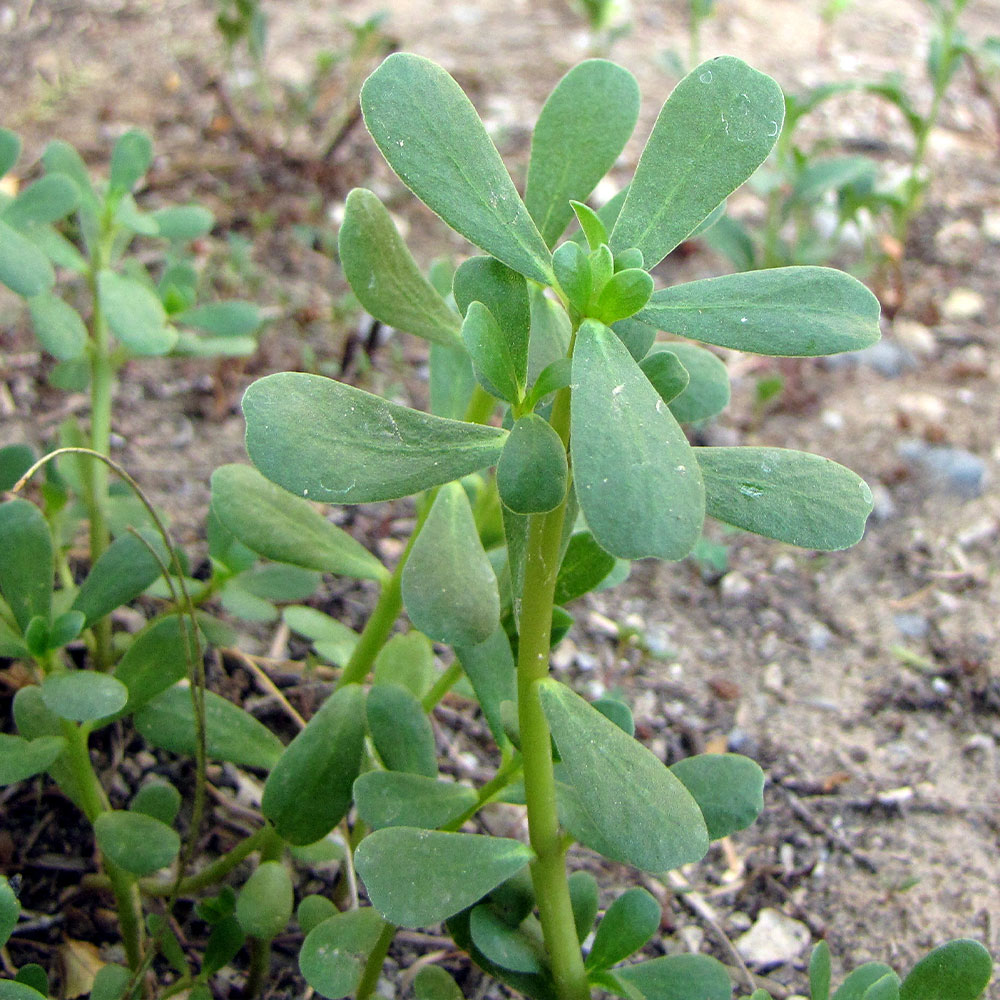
[0,54,993,1000]
[215,52,989,1000]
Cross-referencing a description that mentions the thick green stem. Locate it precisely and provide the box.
[355,920,397,1000]
[515,381,589,1000]
[63,721,146,970]
[421,659,464,712]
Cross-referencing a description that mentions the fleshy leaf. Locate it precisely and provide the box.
[462,302,522,403]
[211,464,386,582]
[175,301,261,337]
[585,889,660,971]
[637,267,881,357]
[42,672,128,722]
[571,320,705,560]
[261,685,366,845]
[553,533,616,606]
[236,862,293,940]
[0,734,66,786]
[0,219,55,298]
[94,810,180,876]
[339,188,463,346]
[539,680,708,871]
[360,53,553,284]
[2,174,79,228]
[669,753,765,840]
[470,906,544,974]
[0,129,21,178]
[638,349,689,406]
[695,447,874,550]
[131,780,182,825]
[455,626,517,746]
[0,498,53,633]
[372,631,435,697]
[553,241,592,313]
[653,342,730,423]
[899,940,993,1000]
[135,685,284,770]
[570,201,608,251]
[108,130,153,194]
[401,482,501,647]
[497,415,568,515]
[414,966,464,1000]
[300,909,386,1000]
[592,268,654,325]
[71,529,167,628]
[614,954,733,1000]
[811,941,833,1000]
[151,205,214,241]
[430,342,477,419]
[28,294,88,361]
[367,684,438,777]
[354,827,534,927]
[354,771,477,830]
[834,966,899,1000]
[244,372,507,504]
[526,60,640,247]
[97,270,175,356]
[611,57,783,267]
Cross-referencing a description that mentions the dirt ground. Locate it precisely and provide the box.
[1,0,999,997]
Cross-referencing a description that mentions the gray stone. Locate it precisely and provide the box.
[807,621,835,652]
[735,908,811,969]
[897,440,987,499]
[852,340,917,378]
[941,287,985,322]
[894,612,930,639]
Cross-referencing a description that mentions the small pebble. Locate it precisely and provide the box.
[735,908,811,968]
[982,209,1000,244]
[956,517,999,550]
[941,287,985,322]
[807,621,834,652]
[678,925,705,953]
[897,440,987,499]
[720,571,752,604]
[852,340,916,378]
[893,319,936,356]
[762,662,785,695]
[727,728,759,758]
[893,612,930,639]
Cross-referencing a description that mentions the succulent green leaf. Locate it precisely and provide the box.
[401,482,501,647]
[298,896,337,936]
[211,464,386,582]
[71,529,167,628]
[261,684,366,844]
[695,447,874,550]
[570,201,609,251]
[414,965,464,1000]
[367,684,437,777]
[526,60,640,247]
[611,317,658,362]
[669,753,764,840]
[2,174,79,228]
[41,671,128,722]
[0,443,34,493]
[497,415,568,515]
[430,342,477,419]
[615,954,733,1000]
[0,219,55,298]
[131,780,182,825]
[12,687,86,808]
[175,301,261,337]
[571,320,705,560]
[792,156,877,204]
[638,267,881,357]
[568,871,599,943]
[553,241,592,313]
[592,268,654,325]
[0,734,66,785]
[354,827,534,927]
[614,248,644,271]
[373,631,435,696]
[585,888,661,971]
[462,302,522,403]
[0,876,18,950]
[90,964,131,1000]
[41,140,96,202]
[360,53,553,284]
[900,940,993,1000]
[811,941,833,1000]
[455,625,517,746]
[354,771,477,830]
[28,294,88,361]
[97,269,175,356]
[834,965,899,1000]
[151,204,214,241]
[539,679,708,871]
[340,188,463,346]
[236,862,293,939]
[863,975,901,1000]
[611,57,783,267]
[0,984,47,1000]
[202,917,245,977]
[553,533,616,606]
[639,349,689,406]
[114,616,199,716]
[283,606,359,667]
[0,498,53,633]
[109,129,153,194]
[244,372,507,504]
[135,685,284,770]
[299,909,386,1000]
[648,343,730,423]
[588,245,614,297]
[527,286,572,383]
[94,809,180,876]
[470,905,544,973]
[0,130,21,178]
